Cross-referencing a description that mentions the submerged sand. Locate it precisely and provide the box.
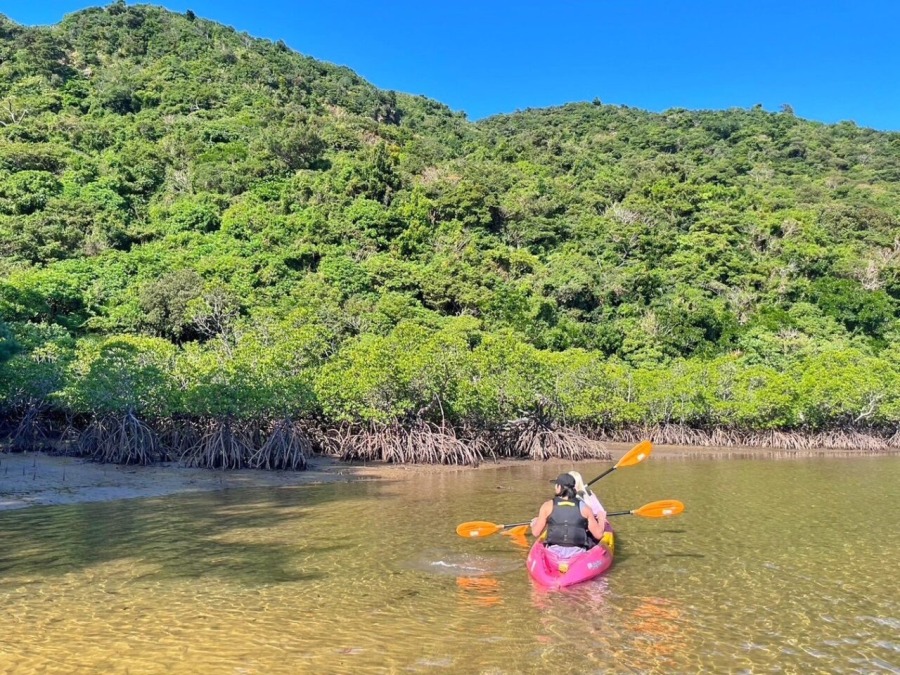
[0,442,891,511]
[0,452,409,511]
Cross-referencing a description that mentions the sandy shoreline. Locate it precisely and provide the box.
[1,442,894,511]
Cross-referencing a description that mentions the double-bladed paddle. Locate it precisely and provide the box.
[455,499,685,538]
[455,439,656,540]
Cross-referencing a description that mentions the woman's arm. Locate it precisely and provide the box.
[530,500,552,538]
[583,504,606,541]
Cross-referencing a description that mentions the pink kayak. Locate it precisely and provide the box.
[526,528,615,590]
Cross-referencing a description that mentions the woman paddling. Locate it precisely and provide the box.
[530,473,606,560]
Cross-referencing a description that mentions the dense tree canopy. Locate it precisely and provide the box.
[1,4,899,451]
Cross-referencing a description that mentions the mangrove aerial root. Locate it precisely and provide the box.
[76,412,160,465]
[249,419,310,470]
[493,419,612,461]
[10,404,53,453]
[594,424,894,452]
[325,422,483,466]
[155,417,200,460]
[181,418,254,469]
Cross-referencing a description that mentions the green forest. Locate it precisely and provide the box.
[1,3,899,467]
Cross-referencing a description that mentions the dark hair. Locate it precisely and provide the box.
[557,484,576,500]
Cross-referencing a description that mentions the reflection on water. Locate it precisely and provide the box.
[0,457,898,673]
[457,576,503,608]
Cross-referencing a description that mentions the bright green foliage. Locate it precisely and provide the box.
[713,361,797,429]
[60,335,175,415]
[0,266,89,329]
[790,349,899,428]
[457,332,552,422]
[0,170,62,215]
[0,5,898,433]
[315,322,435,422]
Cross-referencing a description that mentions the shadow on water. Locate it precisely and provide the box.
[0,481,390,586]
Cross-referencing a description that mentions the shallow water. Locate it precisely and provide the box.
[1,456,898,673]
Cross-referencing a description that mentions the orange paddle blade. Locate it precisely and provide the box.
[615,440,653,469]
[456,521,503,538]
[632,499,684,518]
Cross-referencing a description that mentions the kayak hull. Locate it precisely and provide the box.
[526,529,614,590]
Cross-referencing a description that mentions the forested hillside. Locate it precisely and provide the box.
[2,3,899,466]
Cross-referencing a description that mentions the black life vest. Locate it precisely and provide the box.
[545,496,588,548]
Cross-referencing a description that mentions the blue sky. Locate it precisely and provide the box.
[4,1,899,131]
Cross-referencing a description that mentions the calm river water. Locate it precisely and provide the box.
[1,456,898,674]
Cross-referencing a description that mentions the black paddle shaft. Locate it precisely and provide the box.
[586,466,615,487]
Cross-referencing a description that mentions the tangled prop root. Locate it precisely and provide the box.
[76,412,160,465]
[181,418,254,469]
[155,418,200,461]
[10,405,54,452]
[249,419,310,471]
[594,424,893,453]
[889,429,900,449]
[325,422,483,466]
[494,420,611,461]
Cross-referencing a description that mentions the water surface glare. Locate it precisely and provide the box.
[1,457,898,673]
